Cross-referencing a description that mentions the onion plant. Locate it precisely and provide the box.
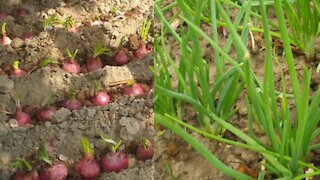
[155,0,250,135]
[155,0,320,179]
[282,0,320,61]
[43,15,59,31]
[155,0,256,178]
[140,17,152,42]
[244,0,320,178]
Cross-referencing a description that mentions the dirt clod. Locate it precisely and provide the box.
[0,77,14,93]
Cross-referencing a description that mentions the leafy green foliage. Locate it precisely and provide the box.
[283,0,320,60]
[140,17,152,41]
[43,15,59,31]
[155,0,320,179]
[63,16,75,29]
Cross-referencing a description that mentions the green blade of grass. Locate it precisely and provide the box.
[155,113,254,180]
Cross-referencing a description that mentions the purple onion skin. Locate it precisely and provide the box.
[86,57,103,72]
[39,163,68,180]
[10,69,27,77]
[46,138,55,156]
[133,43,151,60]
[90,21,102,27]
[17,8,26,17]
[62,99,82,110]
[23,32,33,41]
[75,155,100,179]
[100,151,129,173]
[12,170,40,180]
[15,110,32,126]
[36,106,57,122]
[0,11,7,20]
[91,91,110,106]
[113,51,129,65]
[62,59,81,74]
[122,83,144,96]
[68,27,77,33]
[1,35,11,46]
[136,141,155,161]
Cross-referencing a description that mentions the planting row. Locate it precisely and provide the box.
[1,22,152,77]
[0,1,142,33]
[11,136,154,180]
[11,80,147,127]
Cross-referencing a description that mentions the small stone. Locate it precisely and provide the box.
[11,38,25,48]
[39,32,48,39]
[225,154,241,169]
[0,77,14,93]
[47,9,56,15]
[126,118,140,135]
[128,156,137,168]
[25,39,38,47]
[44,121,51,127]
[8,119,18,128]
[59,1,66,6]
[240,151,257,163]
[58,154,68,162]
[112,30,120,37]
[102,22,112,31]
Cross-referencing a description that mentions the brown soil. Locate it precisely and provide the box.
[154,2,320,180]
[0,0,154,179]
